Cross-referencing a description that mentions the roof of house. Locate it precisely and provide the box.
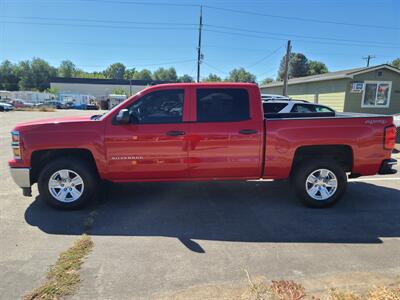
[261,64,400,88]
[50,77,172,85]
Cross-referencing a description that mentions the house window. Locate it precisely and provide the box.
[361,81,391,108]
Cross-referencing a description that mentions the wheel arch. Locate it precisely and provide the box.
[291,144,354,176]
[31,148,100,184]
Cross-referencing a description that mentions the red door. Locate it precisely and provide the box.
[104,88,191,180]
[188,87,263,179]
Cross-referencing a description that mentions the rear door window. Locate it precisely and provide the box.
[196,88,250,122]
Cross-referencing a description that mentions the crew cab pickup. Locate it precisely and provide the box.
[9,83,397,209]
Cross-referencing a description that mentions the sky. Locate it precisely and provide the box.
[0,0,399,82]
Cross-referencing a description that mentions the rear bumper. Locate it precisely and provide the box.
[9,167,31,188]
[378,158,397,175]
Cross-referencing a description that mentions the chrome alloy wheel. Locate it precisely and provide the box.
[305,168,338,201]
[48,169,84,202]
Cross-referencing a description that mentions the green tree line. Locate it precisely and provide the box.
[1,56,398,91]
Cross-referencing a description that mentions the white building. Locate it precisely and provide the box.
[50,77,170,101]
[11,91,54,103]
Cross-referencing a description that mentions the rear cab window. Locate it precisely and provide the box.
[196,88,250,122]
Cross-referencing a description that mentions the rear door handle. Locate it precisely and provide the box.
[166,130,185,136]
[239,129,257,135]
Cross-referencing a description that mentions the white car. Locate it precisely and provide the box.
[261,94,290,101]
[0,102,14,112]
[263,99,335,114]
[393,113,400,143]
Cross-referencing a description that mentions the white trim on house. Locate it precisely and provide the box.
[361,80,392,108]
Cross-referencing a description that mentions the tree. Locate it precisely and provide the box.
[226,68,256,83]
[152,67,178,81]
[133,69,152,80]
[58,60,77,78]
[391,58,400,69]
[278,52,309,80]
[124,68,137,79]
[178,74,194,82]
[15,60,33,90]
[104,63,126,79]
[260,77,274,85]
[308,60,328,76]
[0,60,19,90]
[30,58,57,91]
[202,73,222,82]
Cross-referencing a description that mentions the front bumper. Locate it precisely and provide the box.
[378,158,397,175]
[9,167,31,188]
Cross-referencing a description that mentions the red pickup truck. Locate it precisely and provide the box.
[9,83,397,209]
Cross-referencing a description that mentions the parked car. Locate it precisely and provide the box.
[71,103,99,110]
[9,83,397,210]
[262,99,335,114]
[261,94,290,101]
[0,102,14,112]
[40,101,66,109]
[11,99,35,108]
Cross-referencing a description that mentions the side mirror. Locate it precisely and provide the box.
[116,109,130,124]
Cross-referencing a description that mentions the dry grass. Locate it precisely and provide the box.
[16,106,56,112]
[237,271,400,300]
[22,235,93,300]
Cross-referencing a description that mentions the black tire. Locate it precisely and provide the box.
[293,158,347,208]
[38,157,98,209]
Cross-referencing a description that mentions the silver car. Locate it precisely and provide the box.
[0,102,14,112]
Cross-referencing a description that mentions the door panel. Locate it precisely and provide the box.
[104,123,189,180]
[188,121,262,178]
[188,87,263,179]
[104,88,190,180]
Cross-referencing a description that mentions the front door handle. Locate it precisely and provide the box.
[166,130,185,136]
[239,129,257,135]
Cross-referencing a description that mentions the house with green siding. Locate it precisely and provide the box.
[260,64,400,115]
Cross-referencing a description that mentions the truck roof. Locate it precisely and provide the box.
[154,82,259,88]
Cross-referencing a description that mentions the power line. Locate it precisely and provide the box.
[3,15,397,48]
[204,24,399,47]
[203,5,399,30]
[0,15,197,27]
[69,59,197,69]
[0,20,197,31]
[203,29,400,49]
[202,61,228,75]
[245,45,284,69]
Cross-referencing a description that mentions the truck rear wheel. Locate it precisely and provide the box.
[38,157,97,209]
[293,159,347,208]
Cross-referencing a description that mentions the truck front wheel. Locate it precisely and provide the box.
[293,159,347,208]
[38,157,98,209]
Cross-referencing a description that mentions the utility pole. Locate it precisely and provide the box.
[282,40,291,96]
[196,5,203,82]
[362,55,375,67]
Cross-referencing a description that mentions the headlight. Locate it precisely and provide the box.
[11,131,21,159]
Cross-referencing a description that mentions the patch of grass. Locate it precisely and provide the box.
[243,270,307,300]
[16,106,56,112]
[239,271,400,300]
[328,288,360,300]
[367,286,400,300]
[22,235,93,300]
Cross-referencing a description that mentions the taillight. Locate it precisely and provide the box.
[384,125,396,150]
[11,131,22,159]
